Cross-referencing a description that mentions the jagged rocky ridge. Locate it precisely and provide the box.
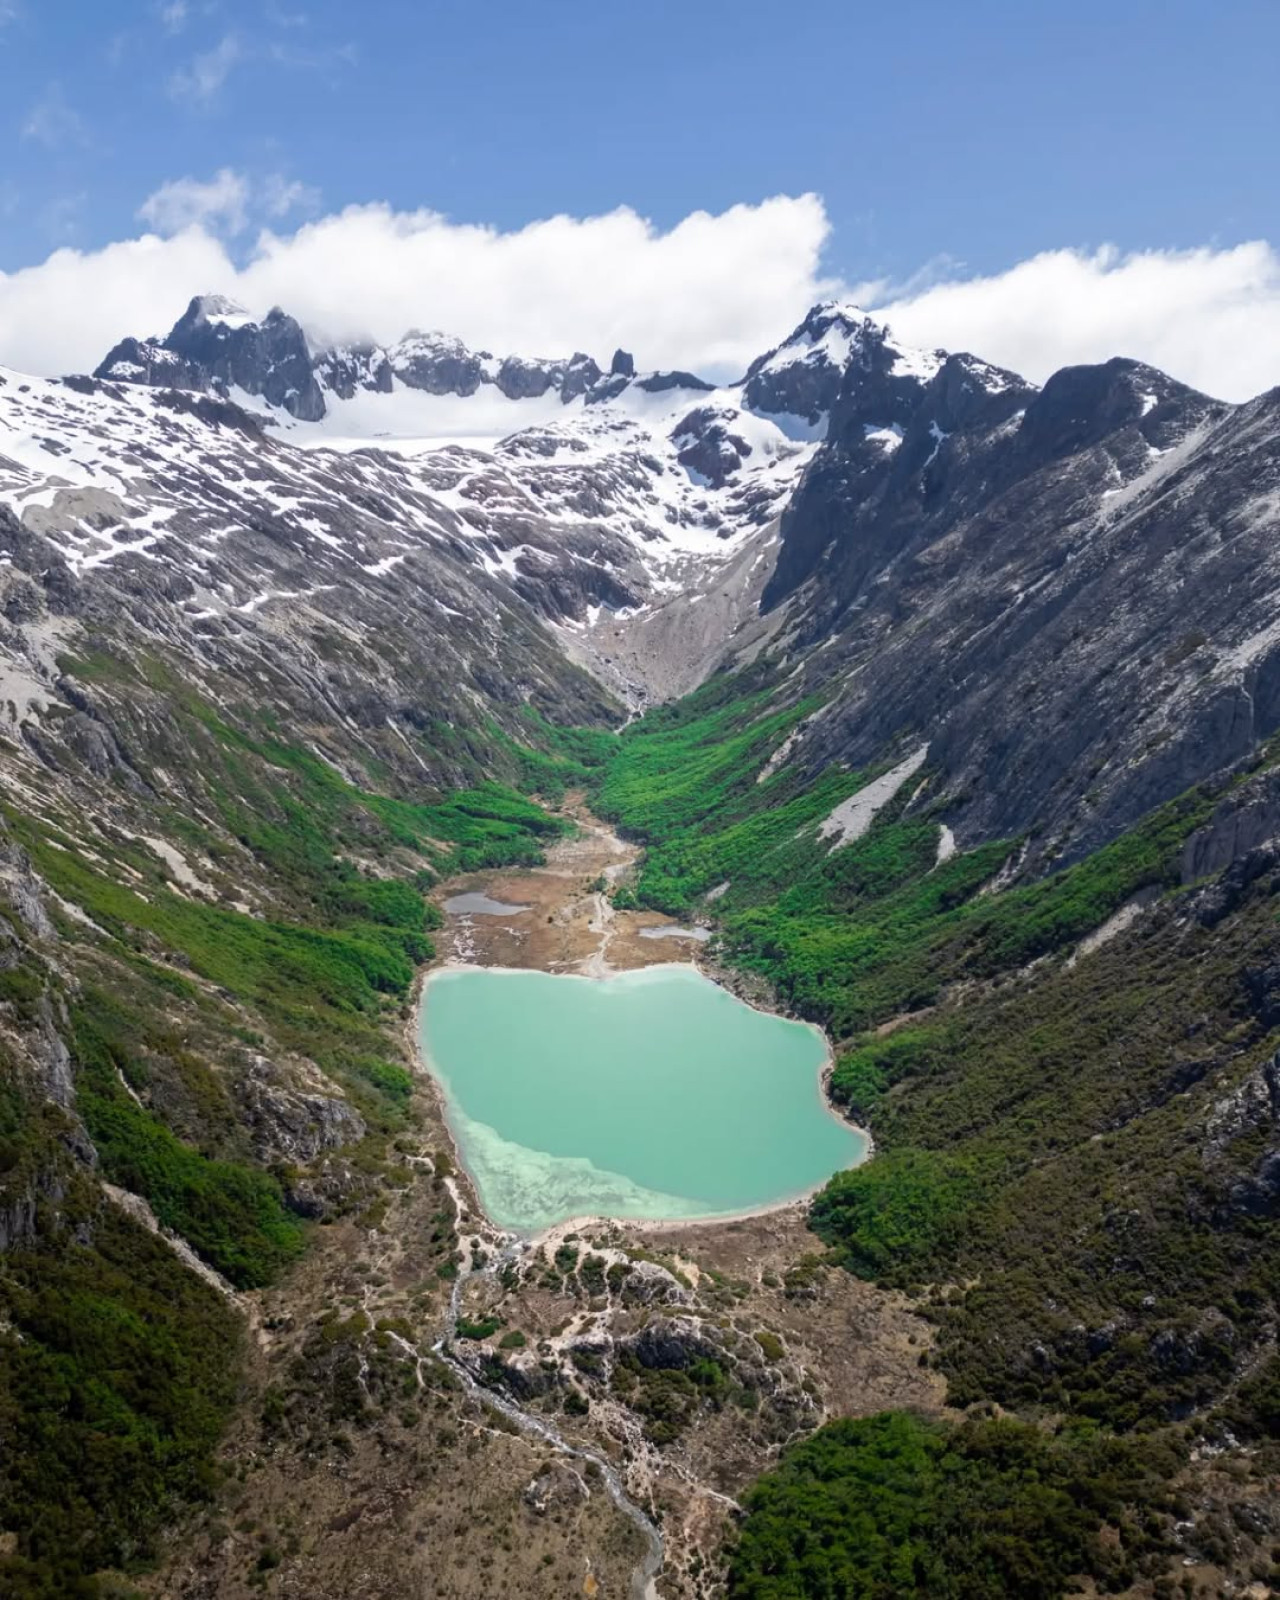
[96,293,710,421]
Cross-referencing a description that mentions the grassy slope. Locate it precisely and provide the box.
[0,679,609,1596]
[594,670,1280,1595]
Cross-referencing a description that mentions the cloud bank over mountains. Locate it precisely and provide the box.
[0,184,1277,400]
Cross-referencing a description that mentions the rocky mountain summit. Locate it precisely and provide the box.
[96,293,705,423]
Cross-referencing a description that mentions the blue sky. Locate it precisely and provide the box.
[4,0,1277,276]
[2,0,1279,396]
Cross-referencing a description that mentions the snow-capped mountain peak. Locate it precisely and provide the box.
[740,301,947,432]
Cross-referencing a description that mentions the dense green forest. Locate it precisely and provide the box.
[727,1411,1182,1598]
[596,669,1280,1594]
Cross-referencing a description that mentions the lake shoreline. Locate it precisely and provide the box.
[413,808,872,1236]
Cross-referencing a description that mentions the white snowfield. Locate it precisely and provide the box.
[0,302,953,648]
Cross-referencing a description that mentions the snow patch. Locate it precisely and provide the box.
[864,423,904,454]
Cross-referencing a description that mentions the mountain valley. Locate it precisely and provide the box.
[1,291,1279,1600]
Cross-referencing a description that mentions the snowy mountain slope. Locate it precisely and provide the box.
[0,353,809,704]
[15,287,1280,863]
[69,296,966,696]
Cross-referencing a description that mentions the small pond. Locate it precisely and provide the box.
[443,892,530,916]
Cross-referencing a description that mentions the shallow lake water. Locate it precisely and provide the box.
[442,892,530,916]
[419,964,867,1230]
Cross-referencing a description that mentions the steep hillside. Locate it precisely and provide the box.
[3,293,1280,1597]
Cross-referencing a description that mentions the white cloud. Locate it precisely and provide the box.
[21,85,88,148]
[168,33,241,106]
[157,1,189,32]
[260,173,320,220]
[0,195,1277,402]
[138,169,250,236]
[0,195,833,378]
[866,243,1280,402]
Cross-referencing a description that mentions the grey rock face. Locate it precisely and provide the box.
[557,351,604,401]
[0,835,58,944]
[671,405,754,488]
[626,1316,720,1372]
[96,301,615,418]
[741,302,939,426]
[610,348,635,378]
[616,1260,692,1307]
[1205,1052,1280,1152]
[390,331,485,396]
[754,334,1280,869]
[314,342,394,399]
[1181,768,1280,884]
[0,1168,66,1252]
[97,295,326,422]
[239,1057,367,1165]
[1192,841,1280,930]
[585,368,714,408]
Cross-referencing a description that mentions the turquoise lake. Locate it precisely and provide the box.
[419,964,868,1231]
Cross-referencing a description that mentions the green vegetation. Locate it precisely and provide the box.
[596,671,1217,1034]
[488,708,617,803]
[597,668,1280,1588]
[728,1411,1181,1598]
[455,1314,503,1341]
[0,1184,241,1597]
[73,997,304,1288]
[0,668,594,1593]
[5,629,1277,1600]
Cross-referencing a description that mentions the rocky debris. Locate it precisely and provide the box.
[0,1167,67,1252]
[1244,961,1280,1029]
[523,1461,589,1516]
[281,1157,378,1222]
[1193,841,1280,929]
[1228,1150,1280,1217]
[1206,1053,1280,1152]
[239,1056,368,1165]
[28,992,75,1111]
[1182,768,1280,883]
[0,835,57,944]
[616,1260,692,1307]
[1203,1053,1280,1219]
[484,1348,557,1402]
[625,1316,721,1373]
